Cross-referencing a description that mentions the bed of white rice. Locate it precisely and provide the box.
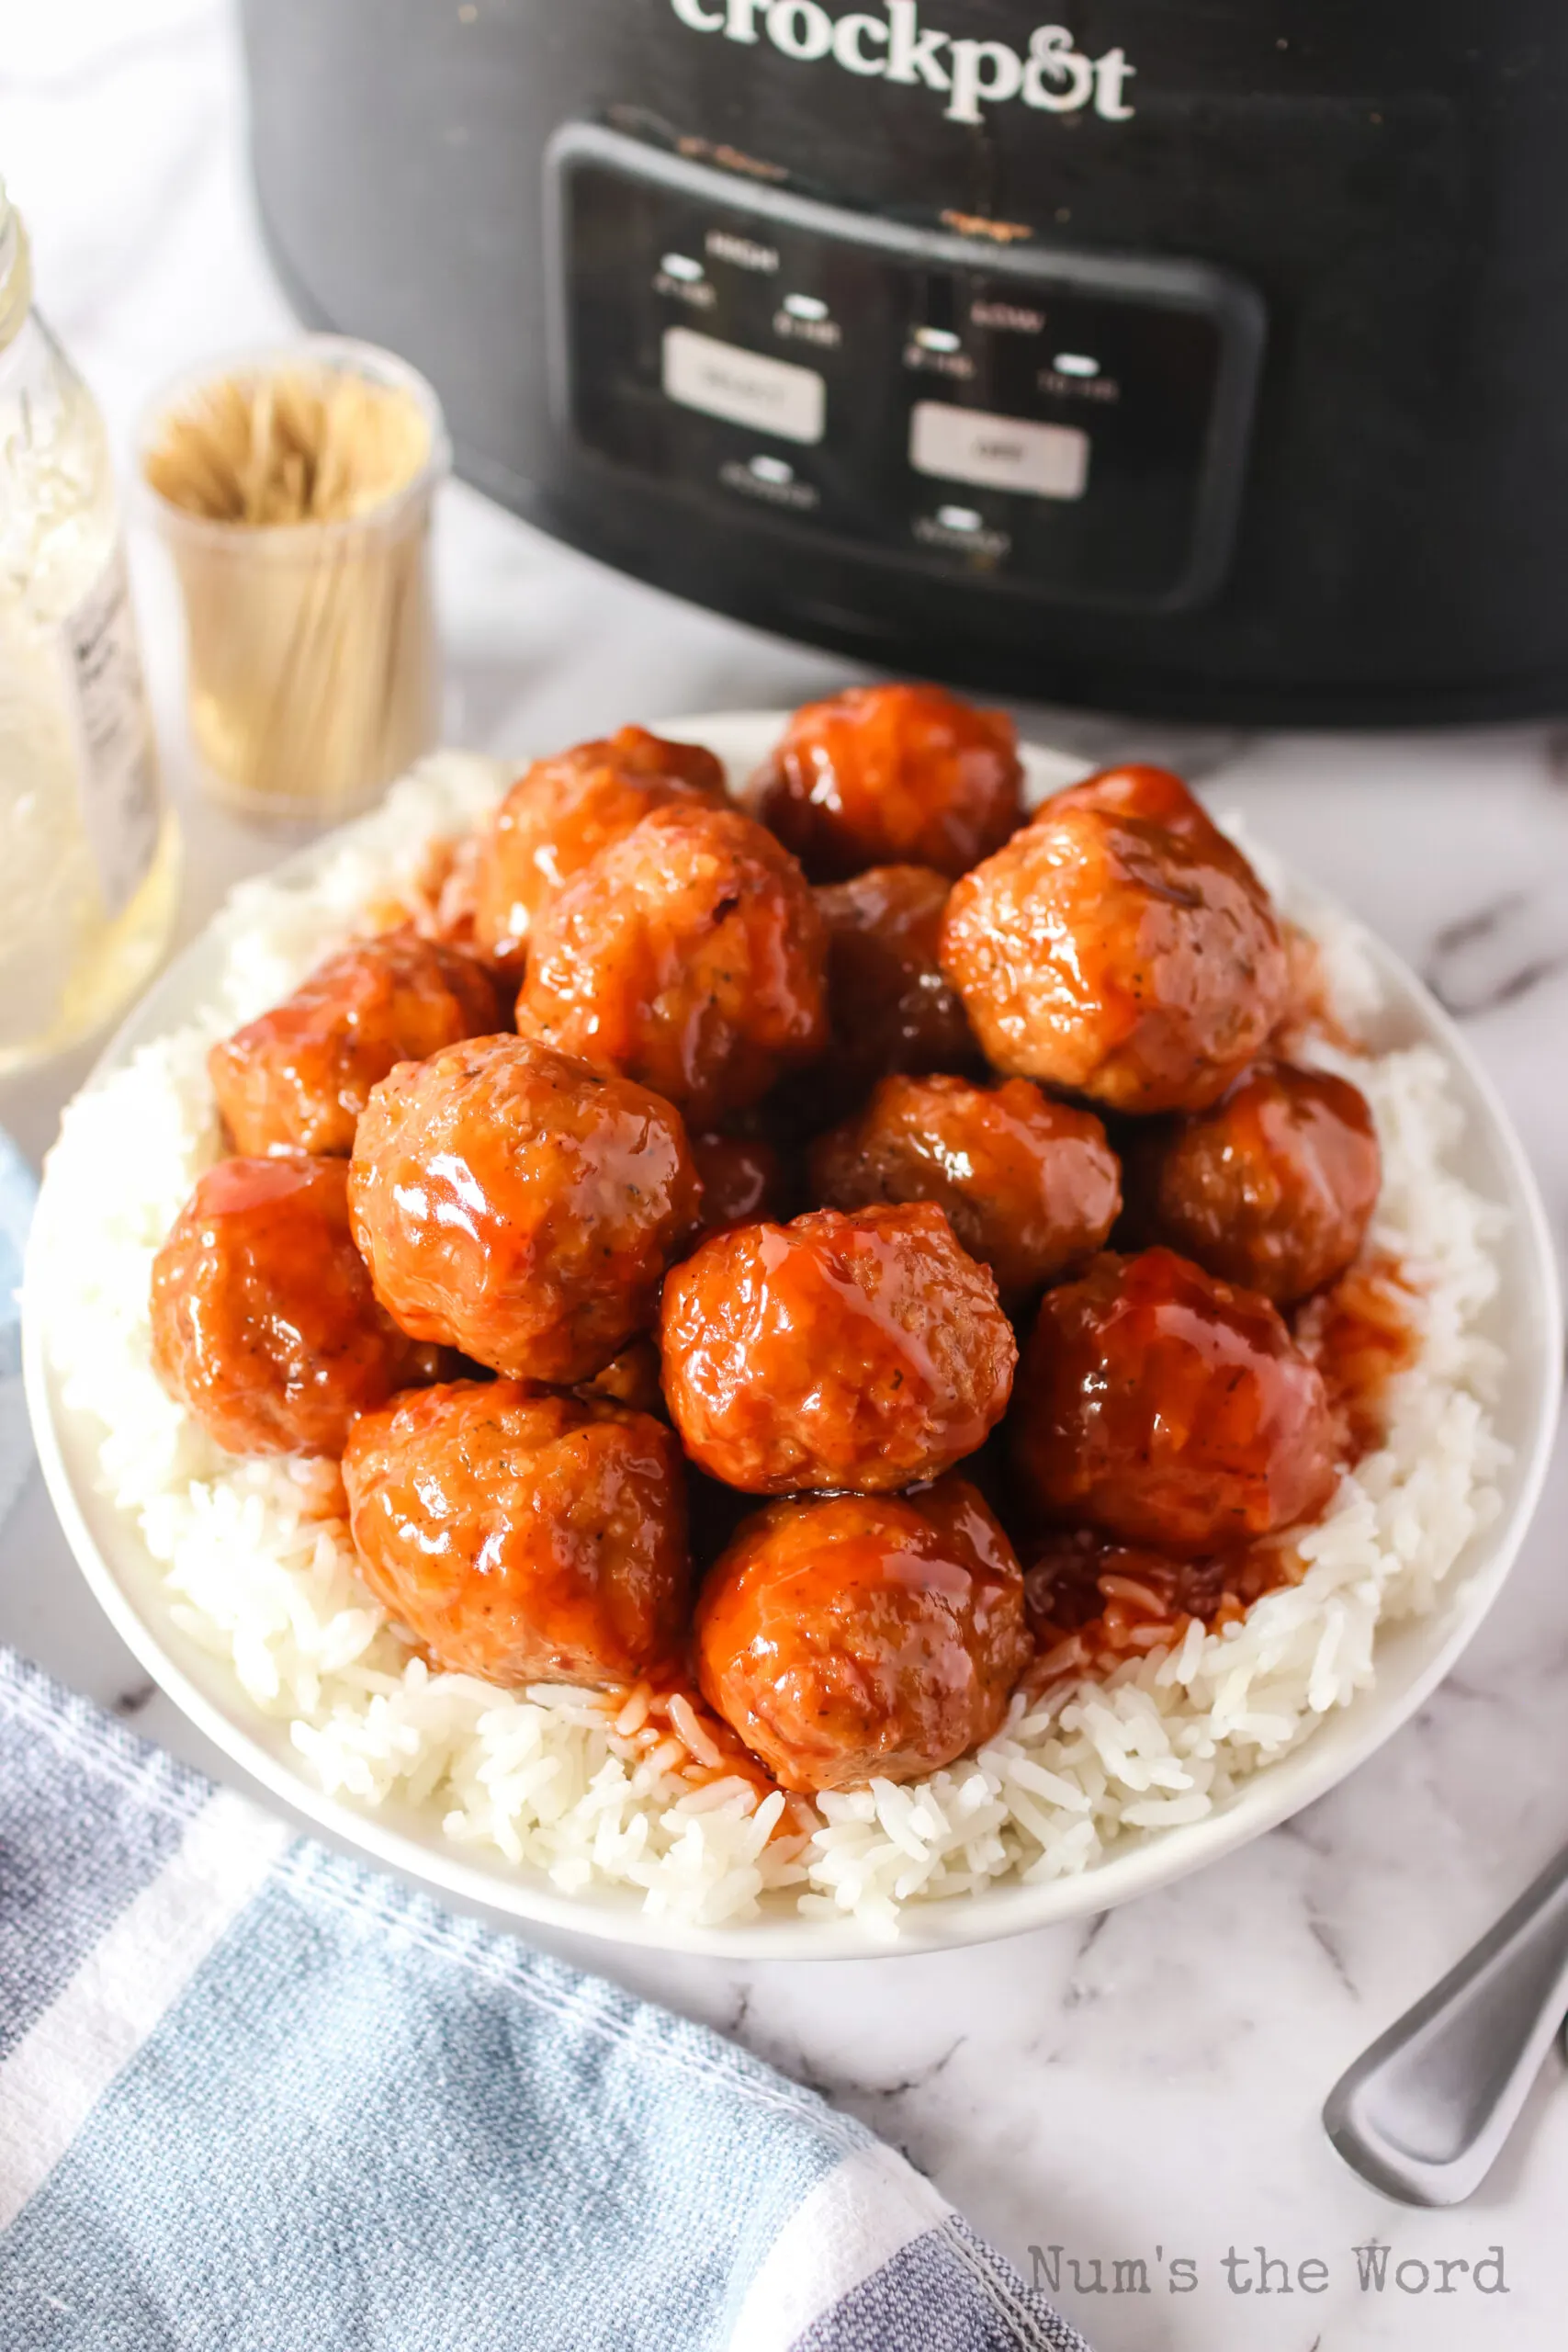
[32,755,1508,1939]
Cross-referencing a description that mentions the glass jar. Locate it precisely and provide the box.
[0,185,178,1078]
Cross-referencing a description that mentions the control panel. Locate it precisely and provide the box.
[547,125,1265,613]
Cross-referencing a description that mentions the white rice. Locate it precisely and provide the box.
[32,755,1508,1939]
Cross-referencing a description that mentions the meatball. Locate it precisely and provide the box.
[808,1074,1122,1301]
[751,683,1022,881]
[407,830,489,955]
[1123,1063,1381,1304]
[150,1155,426,1456]
[695,1479,1030,1792]
[1010,1248,1338,1555]
[940,764,1289,1114]
[517,802,828,1125]
[692,1131,792,1235]
[660,1202,1016,1495]
[209,931,504,1159]
[814,865,977,1104]
[343,1381,688,1687]
[348,1034,700,1382]
[473,727,727,968]
[1049,761,1220,842]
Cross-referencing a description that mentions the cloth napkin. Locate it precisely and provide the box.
[0,1652,1087,2352]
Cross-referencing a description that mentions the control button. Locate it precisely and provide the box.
[654,252,716,311]
[719,452,821,511]
[909,401,1089,501]
[902,332,976,382]
[663,327,826,446]
[1039,357,1121,404]
[912,510,1010,560]
[774,291,841,350]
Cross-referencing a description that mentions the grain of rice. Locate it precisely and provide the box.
[614,1683,652,1737]
[666,1692,725,1770]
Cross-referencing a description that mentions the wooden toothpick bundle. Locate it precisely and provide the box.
[144,354,442,817]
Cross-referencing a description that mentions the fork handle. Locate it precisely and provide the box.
[1323,1840,1568,2206]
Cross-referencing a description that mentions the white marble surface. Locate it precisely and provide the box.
[4,7,1568,2346]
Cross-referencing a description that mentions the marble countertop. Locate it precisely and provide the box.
[4,8,1568,2346]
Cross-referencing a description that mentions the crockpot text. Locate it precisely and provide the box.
[667,2,1136,124]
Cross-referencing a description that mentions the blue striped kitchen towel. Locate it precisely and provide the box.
[0,1649,1086,2352]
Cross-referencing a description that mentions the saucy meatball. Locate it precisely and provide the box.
[751,683,1022,881]
[940,764,1289,1114]
[695,1479,1030,1792]
[348,1034,700,1383]
[692,1131,792,1235]
[151,1155,426,1457]
[808,1074,1122,1301]
[408,830,488,955]
[344,1381,688,1687]
[209,931,504,1159]
[814,864,977,1103]
[1010,1248,1338,1555]
[517,802,828,1125]
[660,1202,1016,1495]
[473,727,727,968]
[1124,1063,1381,1305]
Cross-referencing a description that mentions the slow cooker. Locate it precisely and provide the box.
[241,3,1568,723]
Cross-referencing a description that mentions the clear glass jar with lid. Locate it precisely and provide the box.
[0,180,177,1078]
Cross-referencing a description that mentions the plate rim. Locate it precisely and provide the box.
[21,714,1564,1959]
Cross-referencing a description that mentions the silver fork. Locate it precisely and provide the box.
[1324,1840,1568,2204]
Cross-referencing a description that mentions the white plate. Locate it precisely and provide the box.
[23,715,1564,1959]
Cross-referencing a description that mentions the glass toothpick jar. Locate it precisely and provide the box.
[0,183,178,1079]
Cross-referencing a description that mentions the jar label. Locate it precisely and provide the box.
[60,541,162,917]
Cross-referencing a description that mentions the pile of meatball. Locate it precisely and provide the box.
[150,684,1382,1801]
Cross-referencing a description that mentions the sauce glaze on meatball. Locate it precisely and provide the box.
[517,803,828,1126]
[695,1478,1030,1792]
[209,931,504,1159]
[751,683,1022,881]
[692,1131,792,1235]
[808,1073,1121,1302]
[344,1380,688,1687]
[660,1202,1016,1495]
[1009,1247,1338,1555]
[151,1155,427,1456]
[940,764,1289,1114]
[1123,1063,1381,1305]
[348,1034,700,1383]
[813,864,977,1105]
[472,727,727,969]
